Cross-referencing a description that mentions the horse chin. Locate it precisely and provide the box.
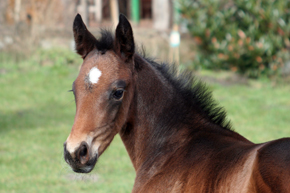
[72,165,94,173]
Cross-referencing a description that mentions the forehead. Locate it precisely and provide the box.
[81,50,118,74]
[75,50,129,88]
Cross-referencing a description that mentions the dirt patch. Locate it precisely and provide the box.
[65,173,100,182]
[195,71,249,86]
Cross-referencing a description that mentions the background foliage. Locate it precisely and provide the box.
[180,0,290,78]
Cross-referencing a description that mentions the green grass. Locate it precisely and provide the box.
[0,49,290,192]
[197,70,290,142]
[0,49,135,193]
[212,81,290,142]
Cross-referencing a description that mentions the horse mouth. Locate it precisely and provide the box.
[64,152,98,173]
[68,156,98,173]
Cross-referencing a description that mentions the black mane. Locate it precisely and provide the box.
[94,30,232,131]
[144,57,232,131]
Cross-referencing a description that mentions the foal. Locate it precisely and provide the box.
[64,14,290,192]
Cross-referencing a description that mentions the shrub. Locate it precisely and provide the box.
[180,0,290,78]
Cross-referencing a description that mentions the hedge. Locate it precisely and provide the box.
[180,0,290,78]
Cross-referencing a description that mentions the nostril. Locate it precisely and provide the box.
[63,143,69,156]
[79,144,87,158]
[77,142,89,163]
[63,142,71,164]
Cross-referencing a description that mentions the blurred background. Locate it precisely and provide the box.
[0,0,289,192]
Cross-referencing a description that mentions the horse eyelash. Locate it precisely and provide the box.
[68,89,73,92]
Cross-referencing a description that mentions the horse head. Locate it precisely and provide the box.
[64,14,135,173]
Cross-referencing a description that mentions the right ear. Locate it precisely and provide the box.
[114,14,135,62]
[73,14,98,59]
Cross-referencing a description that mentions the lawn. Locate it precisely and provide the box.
[0,49,289,192]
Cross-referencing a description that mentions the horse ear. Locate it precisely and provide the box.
[114,14,135,62]
[73,14,98,59]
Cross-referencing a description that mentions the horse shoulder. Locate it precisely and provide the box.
[250,138,290,193]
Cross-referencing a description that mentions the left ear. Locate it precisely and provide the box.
[114,14,135,62]
[73,14,98,59]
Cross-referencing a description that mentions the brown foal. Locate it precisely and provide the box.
[63,14,290,192]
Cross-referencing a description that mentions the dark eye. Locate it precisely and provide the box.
[113,89,124,100]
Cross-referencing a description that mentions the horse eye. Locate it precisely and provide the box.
[113,89,124,100]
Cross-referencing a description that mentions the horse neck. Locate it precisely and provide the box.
[119,55,242,172]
